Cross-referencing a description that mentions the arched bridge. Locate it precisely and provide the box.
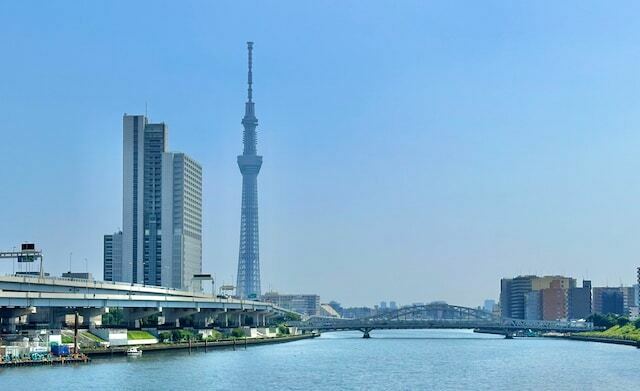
[289,303,594,338]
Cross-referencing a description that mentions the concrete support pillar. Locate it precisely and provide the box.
[79,308,108,327]
[223,310,243,328]
[159,308,200,327]
[0,307,36,332]
[124,307,162,328]
[193,310,223,328]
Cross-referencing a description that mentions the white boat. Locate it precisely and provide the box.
[126,347,142,356]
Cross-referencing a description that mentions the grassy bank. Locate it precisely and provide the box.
[127,330,156,340]
[578,324,640,342]
[84,333,317,356]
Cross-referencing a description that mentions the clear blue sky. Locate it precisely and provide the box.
[1,1,640,307]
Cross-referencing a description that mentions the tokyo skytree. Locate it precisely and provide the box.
[236,42,262,299]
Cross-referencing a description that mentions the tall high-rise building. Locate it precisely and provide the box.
[236,42,262,299]
[103,231,122,282]
[122,115,168,285]
[161,152,203,291]
[104,114,202,290]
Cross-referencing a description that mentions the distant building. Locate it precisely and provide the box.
[380,301,388,310]
[483,299,496,313]
[389,301,398,310]
[630,283,640,319]
[541,280,567,320]
[501,275,576,319]
[262,292,320,316]
[632,284,640,308]
[103,231,122,282]
[621,286,636,314]
[62,272,93,280]
[568,280,592,320]
[593,287,625,316]
[500,275,535,319]
[341,307,375,319]
[524,291,542,320]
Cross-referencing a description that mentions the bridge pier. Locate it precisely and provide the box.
[361,328,372,339]
[124,307,162,328]
[193,309,224,328]
[78,307,108,327]
[0,307,37,332]
[159,308,200,327]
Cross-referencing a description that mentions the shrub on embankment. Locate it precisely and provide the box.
[578,323,640,342]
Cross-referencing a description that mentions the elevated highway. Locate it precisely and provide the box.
[0,275,292,330]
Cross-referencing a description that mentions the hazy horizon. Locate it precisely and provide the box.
[2,1,640,307]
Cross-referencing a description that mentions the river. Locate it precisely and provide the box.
[1,329,639,390]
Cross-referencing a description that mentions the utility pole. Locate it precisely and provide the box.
[73,311,79,357]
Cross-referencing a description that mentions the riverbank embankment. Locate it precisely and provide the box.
[542,334,640,348]
[84,333,318,356]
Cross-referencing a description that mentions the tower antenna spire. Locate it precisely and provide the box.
[247,41,253,102]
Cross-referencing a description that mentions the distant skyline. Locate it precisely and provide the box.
[2,1,640,307]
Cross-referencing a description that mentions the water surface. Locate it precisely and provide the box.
[1,329,638,390]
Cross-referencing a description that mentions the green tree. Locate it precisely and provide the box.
[277,324,289,335]
[205,330,222,342]
[634,318,640,329]
[587,314,616,328]
[616,317,630,327]
[171,330,182,342]
[159,332,172,342]
[231,328,245,338]
[102,308,124,326]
